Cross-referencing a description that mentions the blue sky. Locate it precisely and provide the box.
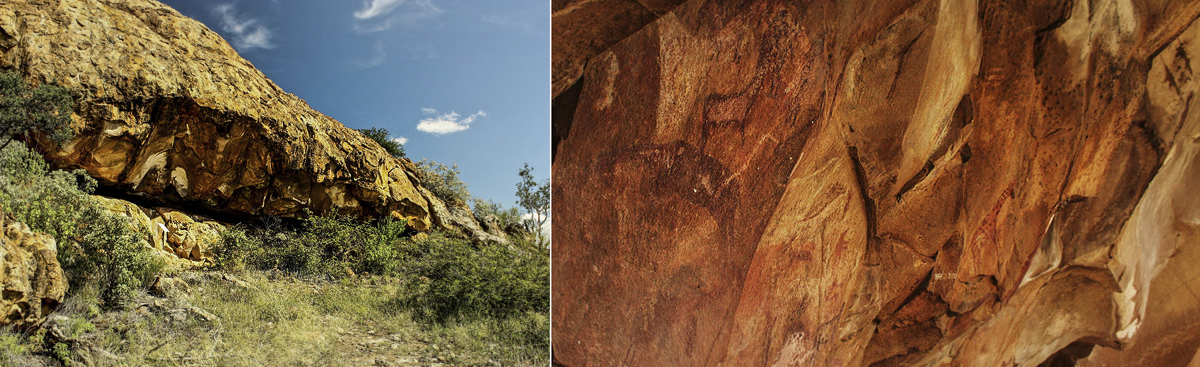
[159,0,550,209]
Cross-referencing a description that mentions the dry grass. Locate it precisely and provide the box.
[1,269,547,366]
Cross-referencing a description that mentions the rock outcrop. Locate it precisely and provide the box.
[93,195,222,263]
[0,215,67,329]
[552,0,1200,366]
[0,0,493,239]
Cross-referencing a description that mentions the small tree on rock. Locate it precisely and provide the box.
[0,70,75,151]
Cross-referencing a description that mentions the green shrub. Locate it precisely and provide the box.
[214,215,407,277]
[212,225,266,272]
[402,233,549,322]
[0,141,161,309]
[471,198,521,230]
[0,332,30,365]
[0,69,75,151]
[416,159,470,206]
[356,127,406,159]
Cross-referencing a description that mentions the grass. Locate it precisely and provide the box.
[0,140,548,366]
[1,269,547,366]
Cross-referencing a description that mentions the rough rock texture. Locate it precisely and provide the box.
[419,186,509,245]
[552,0,687,98]
[0,215,67,329]
[0,0,490,239]
[93,195,221,264]
[152,209,222,261]
[552,0,1200,366]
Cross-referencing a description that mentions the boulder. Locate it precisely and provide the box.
[0,216,67,329]
[0,0,446,233]
[152,209,222,262]
[552,0,1200,365]
[92,195,216,265]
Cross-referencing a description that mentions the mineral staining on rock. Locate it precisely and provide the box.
[0,0,453,234]
[552,0,1200,365]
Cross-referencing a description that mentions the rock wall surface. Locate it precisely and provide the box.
[0,0,485,237]
[552,0,1200,365]
[0,215,67,330]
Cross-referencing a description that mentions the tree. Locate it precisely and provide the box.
[0,70,75,151]
[516,163,550,245]
[356,127,406,159]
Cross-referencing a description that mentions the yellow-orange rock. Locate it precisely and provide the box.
[552,0,1200,365]
[0,215,67,329]
[0,0,442,232]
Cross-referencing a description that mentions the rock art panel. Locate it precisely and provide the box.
[553,0,1200,365]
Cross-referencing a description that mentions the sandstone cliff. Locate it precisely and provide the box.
[0,214,67,330]
[553,0,1200,366]
[0,0,498,242]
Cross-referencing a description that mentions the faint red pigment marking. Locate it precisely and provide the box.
[966,188,1013,273]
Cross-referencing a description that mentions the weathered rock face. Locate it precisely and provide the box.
[0,215,67,329]
[420,186,509,245]
[93,195,218,269]
[551,0,687,98]
[0,0,443,232]
[552,0,1200,366]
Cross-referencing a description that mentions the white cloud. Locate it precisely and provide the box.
[416,109,486,135]
[390,136,409,145]
[351,0,441,33]
[213,4,274,51]
[354,0,402,19]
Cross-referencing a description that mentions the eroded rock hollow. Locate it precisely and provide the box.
[552,0,1200,365]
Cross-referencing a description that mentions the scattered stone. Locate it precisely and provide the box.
[150,276,190,298]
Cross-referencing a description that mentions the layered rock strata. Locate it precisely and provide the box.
[552,0,1200,365]
[0,0,485,238]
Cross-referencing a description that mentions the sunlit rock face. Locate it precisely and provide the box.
[552,0,1200,365]
[0,0,458,234]
[0,216,67,330]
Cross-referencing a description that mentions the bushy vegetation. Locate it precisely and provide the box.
[402,233,549,322]
[356,127,406,159]
[214,215,409,277]
[415,159,470,206]
[471,197,522,230]
[214,219,548,321]
[0,69,74,151]
[0,142,162,309]
[211,217,549,363]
